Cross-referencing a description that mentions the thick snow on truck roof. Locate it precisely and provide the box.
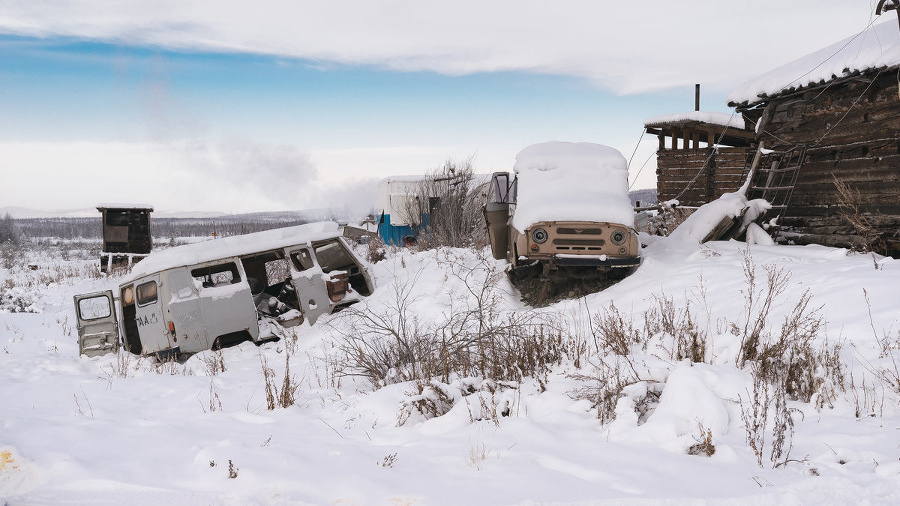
[126,221,344,281]
[511,141,634,233]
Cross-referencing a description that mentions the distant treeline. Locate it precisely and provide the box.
[14,214,313,242]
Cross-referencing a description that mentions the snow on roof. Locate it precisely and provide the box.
[96,203,154,211]
[644,111,745,130]
[510,141,634,232]
[125,221,343,281]
[728,19,900,106]
[379,175,429,184]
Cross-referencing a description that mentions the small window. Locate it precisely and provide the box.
[191,262,241,288]
[121,286,135,306]
[78,295,112,320]
[290,249,315,272]
[136,281,158,306]
[313,241,354,273]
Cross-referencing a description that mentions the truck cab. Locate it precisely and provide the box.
[484,141,641,280]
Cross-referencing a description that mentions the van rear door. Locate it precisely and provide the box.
[74,290,120,357]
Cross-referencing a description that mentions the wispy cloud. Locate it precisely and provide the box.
[0,1,876,94]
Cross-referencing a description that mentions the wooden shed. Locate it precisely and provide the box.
[97,204,153,273]
[645,111,755,207]
[727,19,900,256]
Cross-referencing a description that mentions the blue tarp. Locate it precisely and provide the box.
[377,213,430,245]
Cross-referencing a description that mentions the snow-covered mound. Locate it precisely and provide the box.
[2,236,900,504]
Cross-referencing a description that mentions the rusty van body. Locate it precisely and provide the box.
[74,222,374,358]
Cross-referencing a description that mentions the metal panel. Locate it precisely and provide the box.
[74,290,120,357]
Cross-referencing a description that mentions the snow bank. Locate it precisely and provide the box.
[511,141,634,232]
[644,111,744,130]
[729,19,900,105]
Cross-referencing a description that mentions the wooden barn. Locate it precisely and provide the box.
[645,106,754,207]
[726,19,900,256]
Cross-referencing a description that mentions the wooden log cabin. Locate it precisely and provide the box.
[727,19,900,257]
[645,110,754,207]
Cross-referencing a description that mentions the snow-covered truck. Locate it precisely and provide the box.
[484,141,641,281]
[73,222,374,358]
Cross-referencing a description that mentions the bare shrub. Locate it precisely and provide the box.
[736,250,789,366]
[740,363,796,468]
[334,268,432,386]
[402,157,489,249]
[335,254,567,388]
[848,368,885,418]
[861,289,900,398]
[569,358,640,424]
[200,378,223,413]
[101,351,137,386]
[733,250,841,404]
[366,235,387,263]
[687,422,716,457]
[204,348,226,376]
[590,302,642,356]
[645,293,707,363]
[154,356,192,375]
[833,175,885,254]
[378,453,398,468]
[397,380,456,426]
[260,349,299,410]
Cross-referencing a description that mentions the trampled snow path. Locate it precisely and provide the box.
[2,238,900,505]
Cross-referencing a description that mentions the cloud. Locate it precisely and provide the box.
[0,1,879,94]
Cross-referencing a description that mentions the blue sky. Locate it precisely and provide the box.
[0,1,877,214]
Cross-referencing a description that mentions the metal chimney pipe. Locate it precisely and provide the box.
[695,84,700,111]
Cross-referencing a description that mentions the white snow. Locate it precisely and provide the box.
[510,141,635,232]
[668,191,748,244]
[95,203,154,211]
[644,111,745,130]
[729,18,900,105]
[3,229,900,504]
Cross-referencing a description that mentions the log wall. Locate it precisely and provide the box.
[756,71,900,254]
[656,147,751,207]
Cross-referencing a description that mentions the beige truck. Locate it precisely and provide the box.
[484,141,641,283]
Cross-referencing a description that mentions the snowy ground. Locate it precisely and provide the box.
[2,236,900,505]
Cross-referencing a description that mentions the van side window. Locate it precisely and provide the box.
[313,241,354,272]
[191,262,241,289]
[136,281,158,306]
[290,249,315,272]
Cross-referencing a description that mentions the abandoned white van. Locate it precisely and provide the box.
[74,222,374,358]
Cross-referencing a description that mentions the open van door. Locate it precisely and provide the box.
[288,247,331,326]
[74,290,120,357]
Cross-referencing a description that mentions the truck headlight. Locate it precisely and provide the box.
[611,229,627,246]
[531,228,548,244]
